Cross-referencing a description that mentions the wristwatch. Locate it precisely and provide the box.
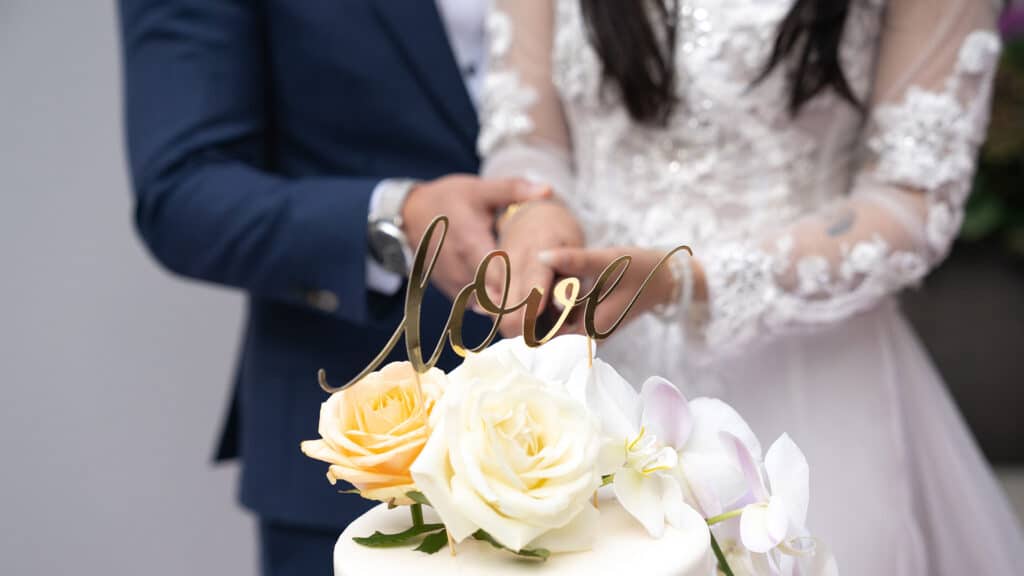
[367,179,418,276]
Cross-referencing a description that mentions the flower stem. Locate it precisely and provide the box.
[709,532,736,576]
[706,508,743,526]
[410,503,424,528]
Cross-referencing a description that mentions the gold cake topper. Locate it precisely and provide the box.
[319,215,691,393]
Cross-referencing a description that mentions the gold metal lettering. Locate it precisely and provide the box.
[319,215,693,393]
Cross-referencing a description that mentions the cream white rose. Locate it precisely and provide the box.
[410,336,602,553]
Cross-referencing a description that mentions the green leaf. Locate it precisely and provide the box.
[471,530,551,561]
[414,529,450,554]
[352,523,445,548]
[337,489,362,495]
[405,491,431,506]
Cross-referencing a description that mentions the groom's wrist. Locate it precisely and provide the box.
[367,178,419,278]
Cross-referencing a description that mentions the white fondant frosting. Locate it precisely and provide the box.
[335,497,715,576]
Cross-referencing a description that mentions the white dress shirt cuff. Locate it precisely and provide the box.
[365,180,406,296]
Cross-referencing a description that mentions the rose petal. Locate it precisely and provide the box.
[300,439,341,466]
[359,483,419,504]
[451,474,545,552]
[409,412,480,543]
[326,463,408,488]
[764,434,810,528]
[476,335,591,387]
[528,334,593,384]
[640,376,693,451]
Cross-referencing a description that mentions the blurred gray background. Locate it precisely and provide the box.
[0,1,1019,575]
[0,1,254,574]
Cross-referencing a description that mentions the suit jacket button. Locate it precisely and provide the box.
[305,290,339,313]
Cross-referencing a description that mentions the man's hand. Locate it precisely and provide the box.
[401,175,548,299]
[489,200,584,337]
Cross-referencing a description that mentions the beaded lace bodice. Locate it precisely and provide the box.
[479,0,1001,356]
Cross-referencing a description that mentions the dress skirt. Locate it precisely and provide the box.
[601,298,1024,575]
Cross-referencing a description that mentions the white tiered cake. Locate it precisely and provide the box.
[334,496,715,576]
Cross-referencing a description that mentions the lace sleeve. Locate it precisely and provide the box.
[478,0,575,198]
[697,0,1002,353]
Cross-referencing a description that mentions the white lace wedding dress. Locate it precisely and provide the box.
[479,0,1024,573]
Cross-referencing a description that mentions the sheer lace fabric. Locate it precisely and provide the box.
[480,3,1024,572]
[479,0,1002,357]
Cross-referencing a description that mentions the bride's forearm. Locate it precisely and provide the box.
[654,251,708,311]
[496,197,582,246]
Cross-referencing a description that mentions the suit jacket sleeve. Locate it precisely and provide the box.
[119,0,390,326]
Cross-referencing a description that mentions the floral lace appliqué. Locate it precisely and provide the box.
[701,29,1001,355]
[479,0,1001,363]
[477,10,538,156]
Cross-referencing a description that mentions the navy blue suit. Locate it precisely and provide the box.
[118,1,491,572]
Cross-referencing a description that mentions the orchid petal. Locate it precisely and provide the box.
[640,377,693,450]
[660,475,688,530]
[614,467,666,538]
[752,550,782,576]
[678,451,747,517]
[765,434,810,528]
[567,360,641,441]
[740,499,788,554]
[687,398,762,460]
[794,539,840,576]
[722,431,768,503]
[597,437,627,476]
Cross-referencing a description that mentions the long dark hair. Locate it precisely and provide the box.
[580,0,861,125]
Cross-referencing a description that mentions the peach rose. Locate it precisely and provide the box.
[301,362,446,504]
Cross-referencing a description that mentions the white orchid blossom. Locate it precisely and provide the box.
[566,365,691,538]
[718,432,838,576]
[727,432,809,554]
[567,361,763,538]
[677,397,763,518]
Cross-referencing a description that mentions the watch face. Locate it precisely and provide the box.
[369,223,410,276]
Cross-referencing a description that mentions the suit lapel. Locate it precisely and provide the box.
[372,0,479,149]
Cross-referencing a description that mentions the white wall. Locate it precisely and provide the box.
[0,2,256,574]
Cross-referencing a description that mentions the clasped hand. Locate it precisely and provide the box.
[488,199,689,338]
[402,175,694,338]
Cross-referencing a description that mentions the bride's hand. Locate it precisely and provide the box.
[489,198,584,337]
[537,246,704,334]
